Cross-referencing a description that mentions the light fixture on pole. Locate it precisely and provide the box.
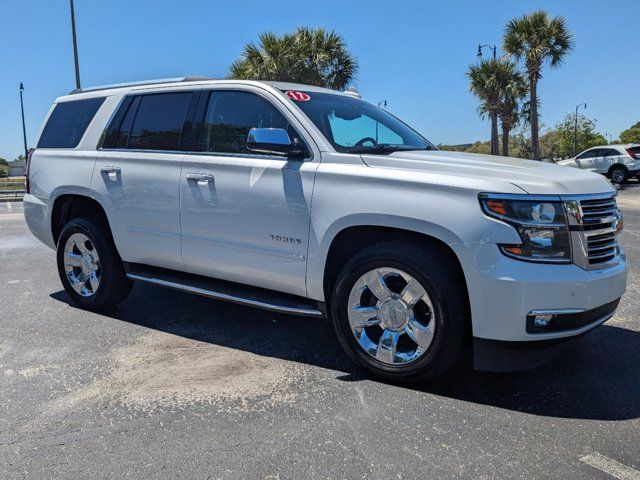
[477,44,497,60]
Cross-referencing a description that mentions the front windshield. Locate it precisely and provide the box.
[283,91,435,153]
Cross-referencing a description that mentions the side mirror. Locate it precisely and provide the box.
[247,128,307,160]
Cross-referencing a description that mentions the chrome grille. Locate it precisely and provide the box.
[585,231,617,265]
[580,197,618,224]
[578,196,620,268]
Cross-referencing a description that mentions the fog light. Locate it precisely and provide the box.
[533,314,554,328]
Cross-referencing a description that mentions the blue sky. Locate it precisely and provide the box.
[1,0,638,161]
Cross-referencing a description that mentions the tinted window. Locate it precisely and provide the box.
[38,97,105,148]
[102,96,140,149]
[128,92,192,150]
[601,148,620,157]
[201,91,298,154]
[577,149,598,159]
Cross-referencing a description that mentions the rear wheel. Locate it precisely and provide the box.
[330,241,469,383]
[610,165,627,184]
[56,217,132,310]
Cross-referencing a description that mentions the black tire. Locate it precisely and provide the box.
[609,165,628,184]
[330,240,470,384]
[56,217,132,310]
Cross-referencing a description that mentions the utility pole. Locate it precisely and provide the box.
[69,0,81,89]
[19,83,28,160]
[574,103,587,156]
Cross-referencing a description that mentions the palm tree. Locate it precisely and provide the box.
[497,62,528,157]
[229,27,358,90]
[503,11,573,160]
[468,59,513,156]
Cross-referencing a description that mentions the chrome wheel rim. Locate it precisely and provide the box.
[347,267,436,366]
[63,233,101,297]
[611,169,624,183]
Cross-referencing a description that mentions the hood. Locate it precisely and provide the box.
[360,150,614,195]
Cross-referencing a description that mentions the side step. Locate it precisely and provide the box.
[124,263,325,318]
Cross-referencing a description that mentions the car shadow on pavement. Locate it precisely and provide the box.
[52,283,640,421]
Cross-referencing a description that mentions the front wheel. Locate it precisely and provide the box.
[330,241,470,383]
[56,217,132,310]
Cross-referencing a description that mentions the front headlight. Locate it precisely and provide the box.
[479,194,571,263]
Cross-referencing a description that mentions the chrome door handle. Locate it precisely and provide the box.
[100,166,121,180]
[186,173,214,185]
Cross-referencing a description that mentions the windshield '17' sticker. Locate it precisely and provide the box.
[286,91,310,101]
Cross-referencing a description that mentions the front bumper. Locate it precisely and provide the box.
[473,298,619,371]
[454,241,627,343]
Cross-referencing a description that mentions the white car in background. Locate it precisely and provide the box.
[557,144,640,183]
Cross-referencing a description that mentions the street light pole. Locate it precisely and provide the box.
[574,102,587,156]
[69,0,81,89]
[477,44,498,155]
[477,44,497,60]
[19,83,28,160]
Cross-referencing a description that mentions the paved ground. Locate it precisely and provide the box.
[1,184,639,479]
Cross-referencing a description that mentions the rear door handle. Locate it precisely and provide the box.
[186,173,214,185]
[100,166,121,180]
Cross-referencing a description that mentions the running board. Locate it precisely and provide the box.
[124,263,325,318]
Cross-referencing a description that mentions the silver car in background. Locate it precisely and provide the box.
[557,144,640,183]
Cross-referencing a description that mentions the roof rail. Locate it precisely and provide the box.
[68,76,212,95]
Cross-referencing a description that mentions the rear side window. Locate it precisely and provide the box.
[103,92,193,151]
[129,93,192,150]
[37,97,105,148]
[601,148,620,157]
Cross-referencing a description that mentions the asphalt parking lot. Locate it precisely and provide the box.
[1,184,639,479]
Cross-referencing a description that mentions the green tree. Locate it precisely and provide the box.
[619,121,640,144]
[553,113,606,158]
[466,141,492,155]
[467,59,504,155]
[229,27,357,90]
[538,129,561,160]
[468,59,528,156]
[497,62,528,157]
[436,144,468,152]
[503,10,573,160]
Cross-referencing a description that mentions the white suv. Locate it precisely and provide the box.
[557,144,640,183]
[24,77,627,382]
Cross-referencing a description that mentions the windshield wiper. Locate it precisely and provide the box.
[345,144,419,154]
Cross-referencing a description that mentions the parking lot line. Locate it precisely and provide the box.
[580,453,640,480]
[7,202,13,213]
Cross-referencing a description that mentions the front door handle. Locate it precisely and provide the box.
[100,166,121,181]
[186,173,215,185]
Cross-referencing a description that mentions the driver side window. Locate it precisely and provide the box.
[328,113,403,147]
[578,149,598,159]
[200,90,300,154]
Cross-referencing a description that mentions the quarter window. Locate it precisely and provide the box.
[127,92,193,151]
[37,97,105,148]
[200,91,299,154]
